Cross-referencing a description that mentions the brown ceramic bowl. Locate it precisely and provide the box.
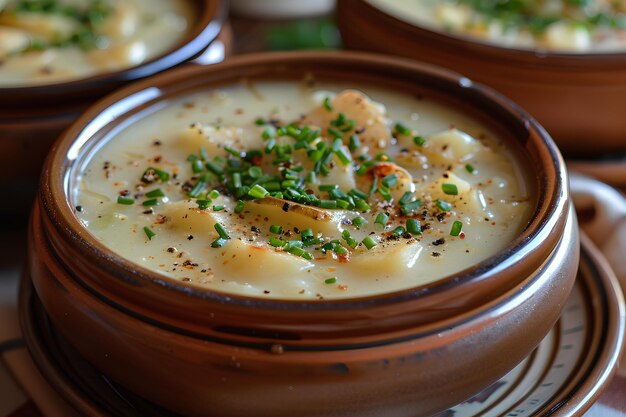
[0,0,229,219]
[26,51,578,417]
[338,0,626,158]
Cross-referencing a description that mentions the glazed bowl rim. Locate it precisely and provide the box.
[351,0,626,66]
[0,0,226,96]
[42,50,567,309]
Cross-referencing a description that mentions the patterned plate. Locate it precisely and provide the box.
[19,238,625,417]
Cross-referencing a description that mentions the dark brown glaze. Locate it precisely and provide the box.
[0,0,229,219]
[337,0,626,158]
[27,51,578,417]
[21,234,622,417]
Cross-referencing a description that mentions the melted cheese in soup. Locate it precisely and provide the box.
[74,80,533,300]
[0,0,192,86]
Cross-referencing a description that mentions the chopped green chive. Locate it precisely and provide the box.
[377,186,393,201]
[303,238,323,247]
[248,184,269,199]
[248,166,263,178]
[450,220,463,236]
[337,199,354,210]
[349,188,369,200]
[340,119,355,132]
[331,112,346,126]
[319,184,338,192]
[270,225,282,234]
[333,243,348,255]
[319,200,338,209]
[394,123,412,136]
[362,236,377,250]
[196,199,211,210]
[212,205,225,211]
[465,163,476,174]
[368,176,378,196]
[335,149,352,165]
[353,197,371,212]
[442,183,458,196]
[143,226,156,240]
[142,198,159,207]
[323,97,333,112]
[265,181,281,192]
[145,188,165,198]
[342,230,358,249]
[352,216,368,228]
[269,237,286,247]
[327,127,343,140]
[117,196,135,205]
[188,181,207,198]
[211,237,228,248]
[325,277,337,284]
[234,200,245,213]
[437,199,453,211]
[348,133,362,150]
[374,212,389,228]
[286,125,300,137]
[285,240,303,249]
[214,223,230,240]
[224,147,242,158]
[205,161,223,176]
[401,199,422,215]
[301,228,314,241]
[288,246,312,259]
[232,172,242,189]
[255,118,266,125]
[413,136,426,146]
[391,226,406,237]
[199,148,209,161]
[192,159,204,173]
[208,190,220,199]
[406,219,422,235]
[265,138,276,153]
[399,191,413,206]
[382,174,398,188]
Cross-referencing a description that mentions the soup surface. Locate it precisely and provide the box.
[74,80,532,299]
[368,0,626,52]
[0,0,192,86]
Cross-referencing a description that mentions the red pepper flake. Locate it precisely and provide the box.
[251,155,263,166]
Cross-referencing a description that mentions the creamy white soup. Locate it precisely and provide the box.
[74,80,532,300]
[0,0,192,86]
[368,0,626,52]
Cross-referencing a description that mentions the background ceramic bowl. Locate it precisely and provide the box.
[337,0,626,159]
[0,0,229,220]
[26,51,578,417]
